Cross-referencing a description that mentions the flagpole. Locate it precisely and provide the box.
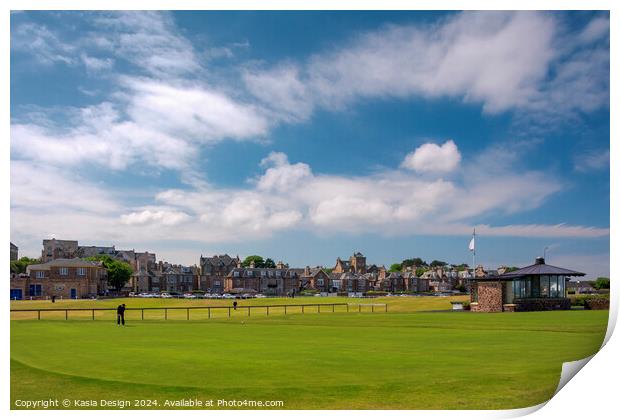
[472,228,476,279]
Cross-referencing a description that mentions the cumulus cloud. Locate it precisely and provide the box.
[245,11,608,125]
[401,140,461,174]
[256,152,312,192]
[120,209,191,226]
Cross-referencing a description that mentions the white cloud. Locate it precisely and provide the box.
[256,152,312,192]
[80,54,114,72]
[245,11,608,125]
[92,11,200,77]
[574,149,610,172]
[11,22,75,65]
[120,209,190,226]
[401,140,461,174]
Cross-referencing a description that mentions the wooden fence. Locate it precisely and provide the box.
[10,302,388,321]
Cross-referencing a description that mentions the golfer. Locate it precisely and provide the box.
[117,303,126,326]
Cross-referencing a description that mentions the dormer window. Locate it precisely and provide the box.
[36,271,45,279]
[77,267,86,276]
[59,267,69,276]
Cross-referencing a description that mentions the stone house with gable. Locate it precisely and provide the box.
[18,258,107,299]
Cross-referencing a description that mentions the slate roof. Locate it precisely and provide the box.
[498,257,585,278]
[27,258,102,271]
[474,257,585,281]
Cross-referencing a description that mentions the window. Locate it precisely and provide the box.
[332,280,341,288]
[261,270,266,277]
[317,279,324,286]
[549,275,559,297]
[36,271,45,279]
[59,267,69,276]
[77,267,87,276]
[29,284,42,297]
[540,276,550,297]
[245,270,253,277]
[214,281,221,286]
[234,271,240,277]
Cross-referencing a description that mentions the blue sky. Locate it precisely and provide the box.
[10,11,610,277]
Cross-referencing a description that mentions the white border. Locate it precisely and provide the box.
[2,1,617,420]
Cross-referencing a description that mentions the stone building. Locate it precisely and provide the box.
[199,254,240,293]
[10,242,18,261]
[41,239,79,262]
[15,258,108,299]
[333,252,367,274]
[470,257,583,312]
[225,267,300,295]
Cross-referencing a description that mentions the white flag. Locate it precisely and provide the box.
[468,236,475,252]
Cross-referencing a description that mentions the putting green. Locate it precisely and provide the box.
[10,308,608,409]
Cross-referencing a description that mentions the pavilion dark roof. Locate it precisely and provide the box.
[489,257,585,280]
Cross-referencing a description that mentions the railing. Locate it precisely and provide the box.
[10,302,387,321]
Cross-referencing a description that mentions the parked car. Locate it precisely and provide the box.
[183,293,196,299]
[160,292,173,298]
[222,293,234,299]
[255,294,266,298]
[138,292,150,298]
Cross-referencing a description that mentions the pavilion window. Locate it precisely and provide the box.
[540,276,550,297]
[548,275,557,297]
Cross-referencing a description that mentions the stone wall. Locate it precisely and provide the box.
[472,282,503,312]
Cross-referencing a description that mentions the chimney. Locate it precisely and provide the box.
[304,266,310,276]
[249,260,255,268]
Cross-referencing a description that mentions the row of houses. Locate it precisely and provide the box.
[13,239,592,303]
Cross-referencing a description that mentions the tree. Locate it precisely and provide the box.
[242,255,265,268]
[10,257,41,274]
[430,260,447,267]
[86,255,132,291]
[107,260,133,291]
[415,267,426,277]
[402,258,427,268]
[264,258,276,268]
[593,277,610,290]
[504,266,520,273]
[389,263,402,273]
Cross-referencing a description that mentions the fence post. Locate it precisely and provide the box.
[302,305,305,314]
[92,309,95,320]
[165,308,168,320]
[38,310,41,320]
[208,308,211,319]
[142,309,144,320]
[318,304,321,313]
[187,308,190,320]
[285,305,287,315]
[372,305,375,313]
[267,306,269,316]
[248,307,250,317]
[385,304,388,313]
[359,304,361,313]
[65,310,68,320]
[332,304,335,312]
[228,307,231,318]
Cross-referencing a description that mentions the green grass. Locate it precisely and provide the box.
[10,297,609,410]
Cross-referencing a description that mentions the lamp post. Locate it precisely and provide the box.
[543,246,549,260]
